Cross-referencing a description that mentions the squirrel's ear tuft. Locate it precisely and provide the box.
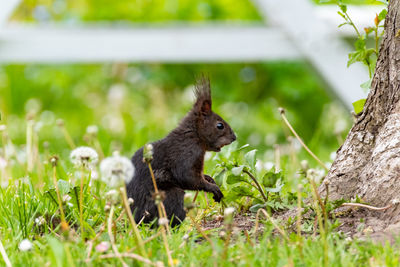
[194,76,212,116]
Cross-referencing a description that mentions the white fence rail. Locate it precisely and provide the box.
[0,1,383,108]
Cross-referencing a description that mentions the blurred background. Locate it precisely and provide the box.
[0,0,384,169]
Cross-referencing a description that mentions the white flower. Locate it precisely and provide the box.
[334,119,347,134]
[255,160,274,172]
[100,152,134,188]
[158,218,169,226]
[263,161,274,171]
[300,160,309,171]
[0,125,7,131]
[86,125,99,135]
[95,241,110,253]
[224,207,235,217]
[35,216,45,226]
[184,192,194,200]
[306,168,325,184]
[62,194,71,203]
[18,239,33,251]
[0,157,7,170]
[70,146,98,168]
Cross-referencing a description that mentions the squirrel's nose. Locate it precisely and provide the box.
[231,132,237,142]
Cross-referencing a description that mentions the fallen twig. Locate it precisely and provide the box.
[340,200,399,211]
[0,239,11,267]
[99,253,155,265]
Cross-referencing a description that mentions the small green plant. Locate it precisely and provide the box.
[212,143,294,213]
[334,0,388,113]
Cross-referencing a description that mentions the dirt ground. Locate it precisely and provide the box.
[200,207,400,245]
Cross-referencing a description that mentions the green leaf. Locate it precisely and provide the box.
[226,174,245,185]
[378,9,387,21]
[57,179,70,196]
[352,98,366,114]
[232,186,254,197]
[339,4,347,13]
[249,203,266,213]
[262,171,282,188]
[360,79,372,92]
[244,149,257,167]
[354,38,366,50]
[236,144,250,151]
[214,170,226,186]
[231,166,244,176]
[347,50,363,67]
[337,11,346,20]
[265,179,284,193]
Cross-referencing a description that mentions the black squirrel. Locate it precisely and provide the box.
[126,77,236,227]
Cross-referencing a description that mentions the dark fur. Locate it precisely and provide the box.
[126,77,236,227]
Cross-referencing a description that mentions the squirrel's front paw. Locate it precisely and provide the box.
[212,187,224,202]
[204,174,216,185]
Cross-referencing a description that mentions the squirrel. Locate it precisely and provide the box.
[126,77,236,227]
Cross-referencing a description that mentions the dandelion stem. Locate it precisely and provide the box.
[107,205,128,267]
[79,166,85,238]
[146,162,173,266]
[26,119,34,172]
[61,127,75,149]
[0,238,11,267]
[296,185,304,260]
[308,178,328,266]
[243,169,268,202]
[192,191,199,203]
[279,108,329,172]
[52,164,68,231]
[119,186,147,258]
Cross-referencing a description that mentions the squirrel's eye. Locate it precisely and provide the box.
[216,122,224,130]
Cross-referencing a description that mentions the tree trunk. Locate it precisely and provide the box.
[321,0,400,231]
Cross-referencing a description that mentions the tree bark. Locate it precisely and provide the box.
[321,0,400,227]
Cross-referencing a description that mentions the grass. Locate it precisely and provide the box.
[0,62,397,266]
[0,98,399,266]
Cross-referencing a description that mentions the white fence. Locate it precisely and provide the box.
[0,0,384,109]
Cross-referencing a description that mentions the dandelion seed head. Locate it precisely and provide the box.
[158,218,169,226]
[70,146,98,168]
[18,239,33,251]
[224,207,235,217]
[143,144,154,162]
[100,153,135,188]
[300,160,309,171]
[306,168,325,184]
[105,189,119,203]
[86,125,99,135]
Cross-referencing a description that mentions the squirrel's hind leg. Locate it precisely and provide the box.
[163,187,186,227]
